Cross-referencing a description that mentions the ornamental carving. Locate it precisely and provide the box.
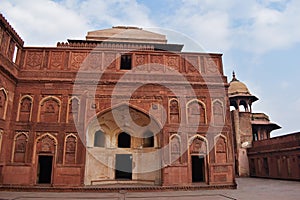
[49,51,64,69]
[70,52,87,70]
[26,51,43,69]
[36,134,57,154]
[185,56,199,73]
[190,137,207,154]
[205,57,219,74]
[103,53,116,70]
[135,54,147,66]
[150,55,163,64]
[86,52,101,70]
[166,56,179,71]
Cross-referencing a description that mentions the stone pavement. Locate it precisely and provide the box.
[0,178,299,200]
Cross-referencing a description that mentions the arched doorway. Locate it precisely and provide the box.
[85,104,162,185]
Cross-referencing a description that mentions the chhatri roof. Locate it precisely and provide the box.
[228,72,251,96]
[86,26,167,44]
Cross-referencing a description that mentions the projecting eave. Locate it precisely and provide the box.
[251,121,281,131]
[64,39,184,51]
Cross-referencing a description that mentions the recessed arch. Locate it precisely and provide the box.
[214,134,228,163]
[38,96,61,122]
[186,99,207,124]
[117,132,131,148]
[11,132,29,163]
[212,99,225,125]
[67,96,80,123]
[168,98,180,124]
[63,133,77,164]
[169,134,181,165]
[17,95,33,122]
[0,88,8,120]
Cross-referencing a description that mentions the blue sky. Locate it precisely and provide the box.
[1,0,299,136]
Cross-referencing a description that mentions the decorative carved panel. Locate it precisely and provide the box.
[36,134,57,154]
[205,57,219,74]
[190,137,207,154]
[185,56,199,73]
[26,51,43,69]
[166,56,179,71]
[49,51,64,69]
[103,53,116,70]
[86,52,102,70]
[70,52,87,70]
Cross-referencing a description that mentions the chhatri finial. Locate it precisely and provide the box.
[231,70,238,82]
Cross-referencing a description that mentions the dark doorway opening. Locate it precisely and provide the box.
[115,154,132,180]
[192,155,205,182]
[118,132,131,148]
[37,155,53,184]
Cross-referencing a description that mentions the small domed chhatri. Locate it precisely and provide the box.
[228,71,258,113]
[228,71,251,96]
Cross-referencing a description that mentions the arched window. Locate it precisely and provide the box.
[143,130,154,148]
[118,132,131,148]
[94,130,105,147]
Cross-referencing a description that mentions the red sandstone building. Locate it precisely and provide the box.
[0,14,236,187]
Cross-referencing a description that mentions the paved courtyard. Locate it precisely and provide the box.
[0,178,299,200]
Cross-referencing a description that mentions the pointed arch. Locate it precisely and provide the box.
[169,98,180,124]
[63,133,77,164]
[94,130,106,147]
[0,88,8,120]
[188,134,209,155]
[67,96,80,123]
[38,96,61,122]
[186,99,207,125]
[117,132,131,148]
[17,95,33,122]
[35,133,57,153]
[212,99,225,125]
[12,132,29,163]
[214,134,228,163]
[169,134,181,164]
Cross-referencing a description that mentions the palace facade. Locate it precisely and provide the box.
[0,14,236,187]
